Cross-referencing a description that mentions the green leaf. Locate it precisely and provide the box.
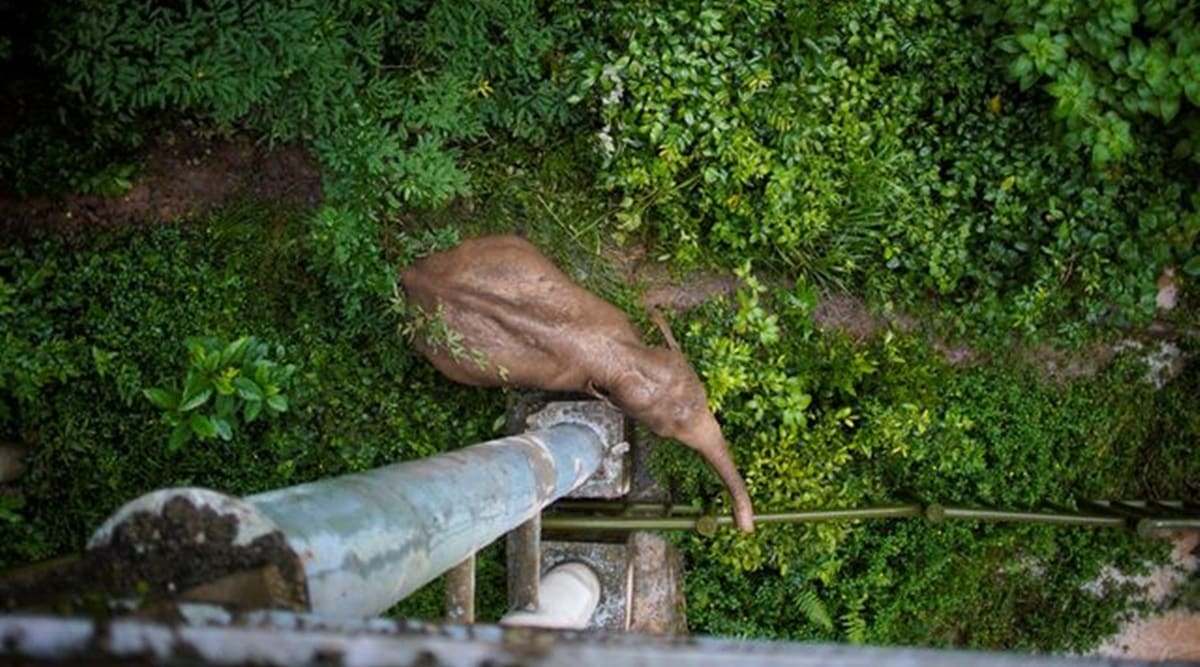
[795,589,833,631]
[233,376,264,400]
[189,413,218,440]
[266,394,289,413]
[143,387,180,410]
[202,350,221,373]
[1128,38,1147,68]
[244,399,263,424]
[181,370,209,403]
[1160,94,1181,123]
[220,336,251,366]
[179,388,213,412]
[214,394,236,418]
[255,362,271,386]
[212,417,233,441]
[185,337,209,362]
[168,423,192,452]
[1183,254,1200,277]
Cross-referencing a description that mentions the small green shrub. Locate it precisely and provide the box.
[143,336,295,452]
[26,0,584,330]
[982,0,1200,165]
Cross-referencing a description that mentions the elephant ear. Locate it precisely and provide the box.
[648,307,680,351]
[601,347,694,436]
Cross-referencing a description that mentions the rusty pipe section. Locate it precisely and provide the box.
[89,421,608,618]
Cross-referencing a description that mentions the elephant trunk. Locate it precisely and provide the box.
[705,444,754,533]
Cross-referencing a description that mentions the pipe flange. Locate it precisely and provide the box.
[528,401,629,499]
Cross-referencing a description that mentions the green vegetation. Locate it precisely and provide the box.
[143,335,297,452]
[573,0,1198,336]
[651,277,1196,647]
[1,0,1197,654]
[986,0,1200,166]
[0,211,503,562]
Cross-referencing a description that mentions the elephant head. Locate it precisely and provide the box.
[599,343,755,533]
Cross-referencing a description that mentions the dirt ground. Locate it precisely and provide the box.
[1094,532,1200,662]
[0,130,321,232]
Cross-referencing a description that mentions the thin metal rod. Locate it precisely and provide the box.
[926,505,1126,527]
[444,555,475,623]
[552,500,698,516]
[506,515,542,613]
[542,506,924,532]
[1138,518,1200,537]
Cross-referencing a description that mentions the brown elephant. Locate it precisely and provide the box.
[399,235,754,532]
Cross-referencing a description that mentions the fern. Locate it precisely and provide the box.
[794,589,833,632]
[840,596,869,644]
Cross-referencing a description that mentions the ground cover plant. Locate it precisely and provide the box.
[571,0,1198,337]
[0,209,509,616]
[2,0,1198,654]
[651,276,1196,647]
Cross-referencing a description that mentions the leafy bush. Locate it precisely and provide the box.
[0,205,504,568]
[982,0,1200,165]
[652,277,1193,648]
[143,336,296,452]
[570,0,1198,336]
[21,0,582,328]
[572,1,926,276]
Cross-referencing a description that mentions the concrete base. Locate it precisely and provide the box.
[528,401,629,500]
[505,391,685,635]
[534,533,687,635]
[628,532,688,636]
[542,540,631,631]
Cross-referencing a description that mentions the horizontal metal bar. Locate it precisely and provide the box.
[542,506,925,533]
[1137,518,1200,537]
[926,505,1126,527]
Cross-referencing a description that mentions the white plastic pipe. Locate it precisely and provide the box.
[500,562,601,629]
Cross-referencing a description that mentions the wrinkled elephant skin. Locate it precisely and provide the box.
[400,235,754,532]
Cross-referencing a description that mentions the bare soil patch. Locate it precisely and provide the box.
[0,130,321,233]
[1095,532,1200,662]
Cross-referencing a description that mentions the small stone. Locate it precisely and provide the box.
[1156,268,1178,311]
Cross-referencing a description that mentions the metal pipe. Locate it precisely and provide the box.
[506,516,542,613]
[541,506,924,533]
[444,556,475,623]
[1137,518,1200,537]
[925,505,1126,527]
[89,422,608,618]
[500,562,601,629]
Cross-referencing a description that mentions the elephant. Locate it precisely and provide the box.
[399,234,754,532]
